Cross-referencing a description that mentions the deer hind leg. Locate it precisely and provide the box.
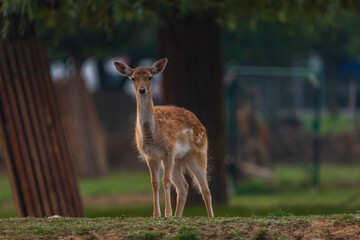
[172,161,189,217]
[162,157,174,217]
[187,155,214,217]
[146,158,161,217]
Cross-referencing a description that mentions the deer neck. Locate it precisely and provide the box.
[136,92,155,136]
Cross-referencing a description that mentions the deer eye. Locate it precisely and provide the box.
[148,76,153,80]
[131,77,135,81]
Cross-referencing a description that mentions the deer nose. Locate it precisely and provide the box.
[139,88,146,95]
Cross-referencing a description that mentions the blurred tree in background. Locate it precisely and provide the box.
[1,0,360,205]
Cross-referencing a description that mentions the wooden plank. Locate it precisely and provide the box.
[37,42,84,217]
[25,40,69,216]
[5,44,45,217]
[7,43,51,217]
[14,41,56,216]
[1,39,84,217]
[30,39,78,216]
[21,40,63,216]
[0,80,25,217]
[37,45,83,217]
[0,45,35,216]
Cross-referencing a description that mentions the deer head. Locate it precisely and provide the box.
[114,58,168,96]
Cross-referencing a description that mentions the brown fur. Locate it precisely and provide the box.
[114,59,214,217]
[136,106,208,162]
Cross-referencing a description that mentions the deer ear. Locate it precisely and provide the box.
[150,58,168,75]
[114,62,132,76]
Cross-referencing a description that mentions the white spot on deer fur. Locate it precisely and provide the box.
[182,128,193,138]
[201,146,207,154]
[175,141,190,158]
[159,118,163,122]
[196,133,203,144]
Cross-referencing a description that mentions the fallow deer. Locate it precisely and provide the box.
[114,58,214,217]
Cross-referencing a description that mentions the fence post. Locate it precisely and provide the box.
[309,54,324,191]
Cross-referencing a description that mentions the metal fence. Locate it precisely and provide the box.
[223,63,353,188]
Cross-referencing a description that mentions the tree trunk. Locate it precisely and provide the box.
[0,14,84,217]
[157,14,228,205]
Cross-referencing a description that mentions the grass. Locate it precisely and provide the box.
[254,229,271,240]
[80,164,360,217]
[0,174,12,206]
[1,163,358,238]
[1,164,360,218]
[173,226,198,240]
[80,171,153,197]
[0,174,15,218]
[81,188,360,218]
[132,230,163,239]
[0,214,359,239]
[236,164,360,194]
[302,114,360,135]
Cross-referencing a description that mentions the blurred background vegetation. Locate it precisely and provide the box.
[1,0,360,217]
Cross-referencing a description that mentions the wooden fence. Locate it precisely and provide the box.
[0,39,84,217]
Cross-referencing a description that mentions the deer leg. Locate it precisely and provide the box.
[198,178,214,217]
[146,158,161,217]
[187,157,214,217]
[162,158,174,217]
[172,162,189,217]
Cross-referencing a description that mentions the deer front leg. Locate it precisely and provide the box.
[162,157,174,217]
[146,158,161,217]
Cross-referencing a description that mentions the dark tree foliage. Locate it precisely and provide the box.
[2,1,359,62]
[2,0,360,38]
